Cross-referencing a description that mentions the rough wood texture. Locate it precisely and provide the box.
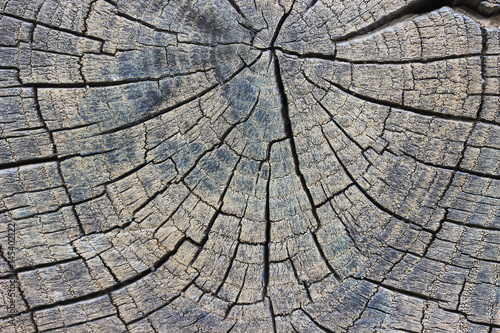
[1,0,500,332]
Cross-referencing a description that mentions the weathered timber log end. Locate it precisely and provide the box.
[0,0,499,332]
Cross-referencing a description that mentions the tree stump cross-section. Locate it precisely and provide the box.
[1,0,500,332]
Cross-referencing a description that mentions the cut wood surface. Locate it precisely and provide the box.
[1,0,500,332]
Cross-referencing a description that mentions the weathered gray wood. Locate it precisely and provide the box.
[0,0,499,332]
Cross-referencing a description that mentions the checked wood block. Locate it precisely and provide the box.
[0,0,500,332]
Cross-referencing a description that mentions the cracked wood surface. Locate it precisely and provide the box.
[1,0,500,332]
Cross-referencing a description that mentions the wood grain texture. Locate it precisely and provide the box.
[1,0,499,332]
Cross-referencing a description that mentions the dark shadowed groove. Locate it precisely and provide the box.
[11,257,82,275]
[360,277,445,302]
[273,52,342,281]
[326,201,364,255]
[269,1,296,48]
[45,313,120,332]
[9,236,191,317]
[286,247,313,302]
[272,47,337,60]
[478,26,487,119]
[312,95,365,152]
[401,152,500,181]
[0,156,59,171]
[23,78,163,89]
[0,149,118,170]
[318,126,433,233]
[277,46,489,64]
[29,311,40,333]
[98,52,263,136]
[318,76,492,125]
[345,287,379,332]
[439,307,500,329]
[187,153,243,266]
[304,0,319,14]
[223,266,249,319]
[225,0,247,19]
[268,297,277,333]
[214,218,242,295]
[99,0,178,35]
[314,184,353,209]
[98,162,149,187]
[301,309,336,333]
[331,0,468,42]
[125,280,197,326]
[264,157,272,299]
[0,12,105,42]
[446,218,500,232]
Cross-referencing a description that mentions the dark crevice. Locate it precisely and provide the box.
[30,47,82,58]
[273,46,337,60]
[334,53,486,65]
[50,122,100,133]
[98,162,149,187]
[131,178,176,223]
[173,93,259,200]
[345,286,379,332]
[301,309,335,333]
[327,201,364,255]
[30,311,40,333]
[54,159,86,236]
[290,321,299,333]
[98,52,262,136]
[400,152,500,181]
[360,277,445,302]
[99,252,120,284]
[214,224,242,295]
[320,76,493,126]
[313,95,365,152]
[10,257,81,275]
[122,280,196,326]
[152,193,192,237]
[269,1,295,49]
[277,45,486,64]
[314,184,353,209]
[13,237,190,316]
[14,68,220,90]
[223,265,248,319]
[268,297,277,333]
[273,52,341,281]
[439,306,500,329]
[98,82,216,135]
[113,10,178,35]
[263,157,272,299]
[456,279,467,311]
[318,125,431,233]
[0,156,59,171]
[225,0,247,20]
[304,0,319,14]
[22,78,162,90]
[446,218,500,232]
[0,12,105,43]
[82,0,98,36]
[286,248,313,303]
[477,26,487,119]
[331,0,490,43]
[187,153,243,266]
[0,149,116,171]
[46,313,119,332]
[421,209,447,258]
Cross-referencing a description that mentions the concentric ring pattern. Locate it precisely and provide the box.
[1,0,500,332]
